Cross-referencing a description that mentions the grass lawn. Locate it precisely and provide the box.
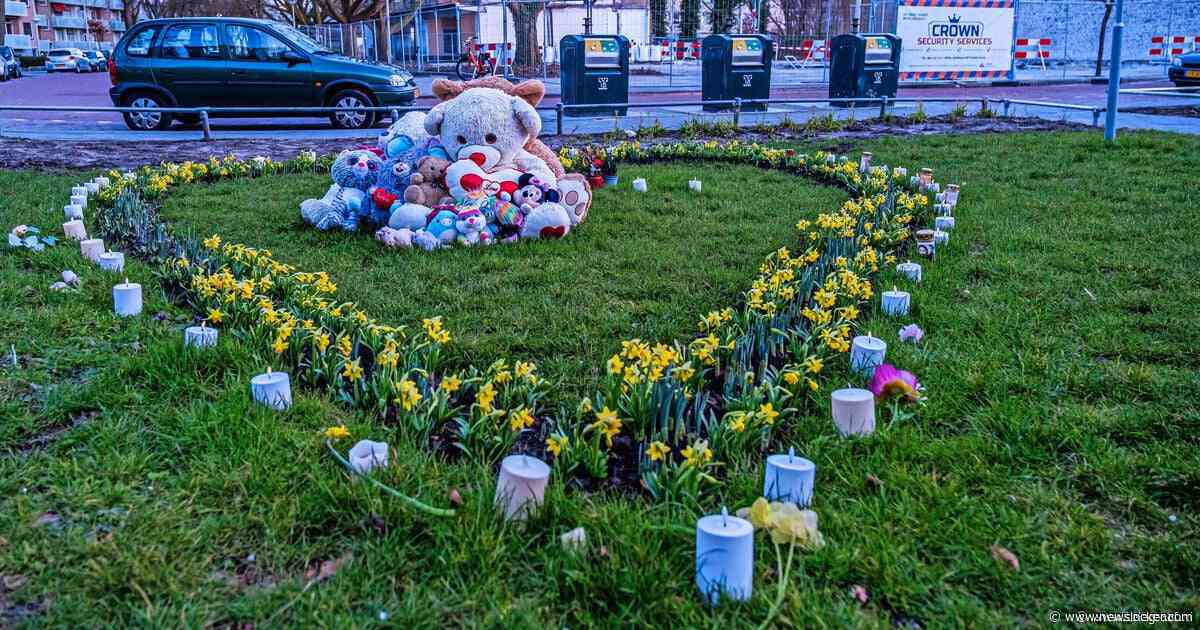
[1,130,1197,626]
[157,163,847,401]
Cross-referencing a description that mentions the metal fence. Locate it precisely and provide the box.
[289,0,1200,86]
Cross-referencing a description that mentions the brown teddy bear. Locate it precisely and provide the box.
[403,155,452,206]
[431,76,565,180]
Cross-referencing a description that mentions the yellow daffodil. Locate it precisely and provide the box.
[758,403,780,425]
[546,434,569,457]
[477,382,496,413]
[323,425,350,440]
[439,375,461,394]
[647,441,671,462]
[396,379,422,412]
[342,359,363,382]
[206,308,224,324]
[509,407,535,432]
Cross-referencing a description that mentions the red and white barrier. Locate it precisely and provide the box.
[1014,37,1051,71]
[658,40,701,63]
[472,42,513,70]
[781,40,827,70]
[1150,35,1199,61]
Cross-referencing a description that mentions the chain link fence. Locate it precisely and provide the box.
[292,0,1200,87]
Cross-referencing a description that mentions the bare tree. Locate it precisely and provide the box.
[1092,0,1113,77]
[509,0,544,68]
[265,0,326,25]
[316,0,384,23]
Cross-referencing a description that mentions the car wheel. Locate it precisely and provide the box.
[122,93,173,131]
[329,89,378,130]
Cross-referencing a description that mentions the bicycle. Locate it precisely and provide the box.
[455,37,506,80]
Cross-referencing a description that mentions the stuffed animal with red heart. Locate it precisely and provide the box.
[372,188,398,211]
[446,158,525,201]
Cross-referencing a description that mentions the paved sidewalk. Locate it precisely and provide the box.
[1,70,1195,142]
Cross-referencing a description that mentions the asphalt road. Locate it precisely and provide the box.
[0,69,1193,141]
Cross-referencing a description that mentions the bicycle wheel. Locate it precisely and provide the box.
[455,57,478,81]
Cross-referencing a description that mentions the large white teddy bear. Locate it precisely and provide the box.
[424,87,557,201]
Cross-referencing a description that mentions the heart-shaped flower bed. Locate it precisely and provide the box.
[86,142,947,497]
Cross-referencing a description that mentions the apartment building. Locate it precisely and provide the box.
[3,0,126,56]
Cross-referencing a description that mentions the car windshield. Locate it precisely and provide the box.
[269,23,334,54]
[49,50,73,57]
[0,49,13,60]
[84,52,100,58]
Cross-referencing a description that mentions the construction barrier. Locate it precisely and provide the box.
[780,40,828,70]
[1014,37,1051,71]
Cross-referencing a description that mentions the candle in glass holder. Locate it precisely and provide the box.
[934,229,950,246]
[98,251,124,273]
[831,387,876,436]
[633,178,648,192]
[937,203,953,217]
[945,183,960,206]
[80,238,104,261]
[184,323,219,348]
[881,287,910,317]
[112,278,142,317]
[71,185,87,198]
[919,168,933,187]
[63,220,87,240]
[763,447,815,506]
[251,368,292,410]
[850,333,887,376]
[95,176,110,189]
[935,216,955,231]
[64,204,84,221]
[70,193,87,209]
[858,152,872,173]
[915,229,936,259]
[688,179,702,192]
[897,260,922,283]
[85,181,100,195]
[695,507,754,605]
[494,454,551,521]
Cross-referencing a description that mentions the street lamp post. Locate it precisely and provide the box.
[1103,0,1124,142]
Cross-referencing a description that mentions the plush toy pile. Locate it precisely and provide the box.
[299,78,593,250]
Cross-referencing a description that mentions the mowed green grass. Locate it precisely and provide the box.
[159,164,845,399]
[0,131,1197,627]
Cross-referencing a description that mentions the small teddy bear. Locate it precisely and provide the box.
[454,208,488,246]
[300,149,382,232]
[423,207,460,245]
[404,156,452,207]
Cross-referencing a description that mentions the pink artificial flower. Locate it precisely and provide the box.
[868,364,920,403]
[899,324,924,343]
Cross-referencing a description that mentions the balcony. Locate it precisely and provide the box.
[5,0,27,17]
[5,34,34,50]
[51,15,88,28]
[35,14,45,25]
[110,18,124,31]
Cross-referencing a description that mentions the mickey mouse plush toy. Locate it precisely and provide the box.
[509,173,560,212]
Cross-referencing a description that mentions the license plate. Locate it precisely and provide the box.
[1187,70,1200,78]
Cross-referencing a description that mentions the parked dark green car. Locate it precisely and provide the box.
[108,17,418,131]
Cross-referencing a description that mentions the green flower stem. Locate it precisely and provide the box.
[757,540,796,630]
[324,439,456,518]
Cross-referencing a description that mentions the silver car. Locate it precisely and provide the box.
[45,48,90,73]
[81,50,107,72]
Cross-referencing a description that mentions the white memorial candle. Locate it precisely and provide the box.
[71,185,87,198]
[695,507,754,605]
[858,152,872,173]
[688,179,702,192]
[915,229,936,259]
[918,168,933,188]
[348,439,389,474]
[633,178,648,192]
[70,193,87,209]
[251,368,293,410]
[935,216,955,231]
[63,220,87,240]
[934,229,950,246]
[945,183,960,206]
[831,387,876,436]
[98,251,125,273]
[184,323,219,348]
[763,447,815,506]
[64,204,84,221]
[112,278,142,317]
[494,454,551,521]
[881,287,910,317]
[85,181,100,195]
[896,260,922,283]
[849,333,887,376]
[95,176,111,189]
[80,238,104,261]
